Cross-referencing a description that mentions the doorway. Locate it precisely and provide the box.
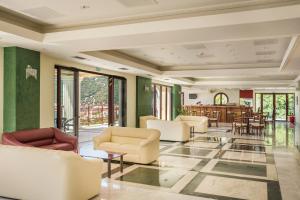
[255,93,295,121]
[54,66,126,142]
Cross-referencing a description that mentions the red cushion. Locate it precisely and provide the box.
[41,143,74,151]
[26,139,54,147]
[12,128,54,142]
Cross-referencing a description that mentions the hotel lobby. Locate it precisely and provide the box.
[1,0,300,200]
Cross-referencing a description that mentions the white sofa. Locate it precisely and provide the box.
[0,144,102,200]
[147,120,190,142]
[175,115,209,133]
[93,127,160,164]
[139,115,158,128]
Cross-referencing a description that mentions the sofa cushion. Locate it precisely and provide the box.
[119,144,140,154]
[111,136,145,145]
[12,128,54,142]
[26,138,54,147]
[41,143,74,151]
[98,142,121,152]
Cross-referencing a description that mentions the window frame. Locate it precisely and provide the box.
[214,92,229,105]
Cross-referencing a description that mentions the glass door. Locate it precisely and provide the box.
[113,78,126,126]
[262,94,274,121]
[275,94,287,121]
[55,68,78,136]
[79,72,109,142]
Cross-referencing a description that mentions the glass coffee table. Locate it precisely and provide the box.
[80,149,127,178]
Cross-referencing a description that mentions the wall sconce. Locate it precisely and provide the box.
[26,65,38,80]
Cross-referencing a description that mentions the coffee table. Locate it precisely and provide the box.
[80,149,127,178]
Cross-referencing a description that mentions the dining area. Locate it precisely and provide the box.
[232,111,269,136]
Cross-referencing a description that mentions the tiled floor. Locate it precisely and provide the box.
[94,122,299,200]
[1,122,300,200]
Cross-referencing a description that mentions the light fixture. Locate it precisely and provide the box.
[80,5,90,9]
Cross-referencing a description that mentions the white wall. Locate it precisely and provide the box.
[40,53,136,128]
[0,47,3,141]
[182,88,240,105]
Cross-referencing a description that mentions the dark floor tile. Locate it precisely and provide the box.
[117,167,184,188]
[212,161,267,177]
[170,147,212,156]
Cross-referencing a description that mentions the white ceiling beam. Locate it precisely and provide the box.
[280,36,298,71]
[162,68,294,77]
[84,51,162,75]
[49,18,300,52]
[43,4,300,43]
[0,20,43,42]
[194,80,292,86]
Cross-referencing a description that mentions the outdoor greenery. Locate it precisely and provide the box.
[80,76,108,105]
[255,93,295,120]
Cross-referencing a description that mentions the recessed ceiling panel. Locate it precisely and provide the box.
[119,37,291,68]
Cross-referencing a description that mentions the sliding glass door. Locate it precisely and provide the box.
[255,93,295,121]
[153,84,172,120]
[55,69,77,136]
[113,78,126,126]
[262,94,274,120]
[275,94,287,121]
[55,66,126,140]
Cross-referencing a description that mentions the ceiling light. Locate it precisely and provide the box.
[118,67,128,70]
[72,56,86,60]
[80,5,90,9]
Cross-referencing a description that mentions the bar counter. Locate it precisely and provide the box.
[183,105,252,123]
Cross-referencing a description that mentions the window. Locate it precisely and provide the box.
[152,84,172,120]
[214,93,229,105]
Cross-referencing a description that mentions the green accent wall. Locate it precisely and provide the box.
[136,76,153,127]
[172,84,182,120]
[4,47,40,132]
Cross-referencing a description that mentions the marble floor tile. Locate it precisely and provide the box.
[201,159,278,180]
[234,138,265,145]
[221,150,267,163]
[92,179,213,200]
[163,146,219,159]
[155,155,201,170]
[184,141,220,149]
[115,166,187,188]
[195,175,268,200]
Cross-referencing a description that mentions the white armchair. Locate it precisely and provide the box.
[0,144,102,200]
[93,127,160,164]
[147,120,190,142]
[175,115,208,133]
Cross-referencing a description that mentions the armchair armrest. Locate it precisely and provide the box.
[53,128,78,150]
[1,133,32,147]
[93,129,111,149]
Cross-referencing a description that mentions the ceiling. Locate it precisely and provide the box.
[119,37,291,68]
[1,0,300,89]
[0,0,297,30]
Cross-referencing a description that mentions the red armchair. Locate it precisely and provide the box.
[2,128,78,153]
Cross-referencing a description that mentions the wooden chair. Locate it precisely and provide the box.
[250,115,265,136]
[233,117,247,135]
[209,111,221,127]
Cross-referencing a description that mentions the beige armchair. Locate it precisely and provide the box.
[93,127,160,164]
[139,115,158,128]
[0,144,102,200]
[175,115,209,133]
[147,120,190,142]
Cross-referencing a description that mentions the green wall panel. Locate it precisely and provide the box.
[136,76,153,127]
[172,84,182,120]
[4,47,40,132]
